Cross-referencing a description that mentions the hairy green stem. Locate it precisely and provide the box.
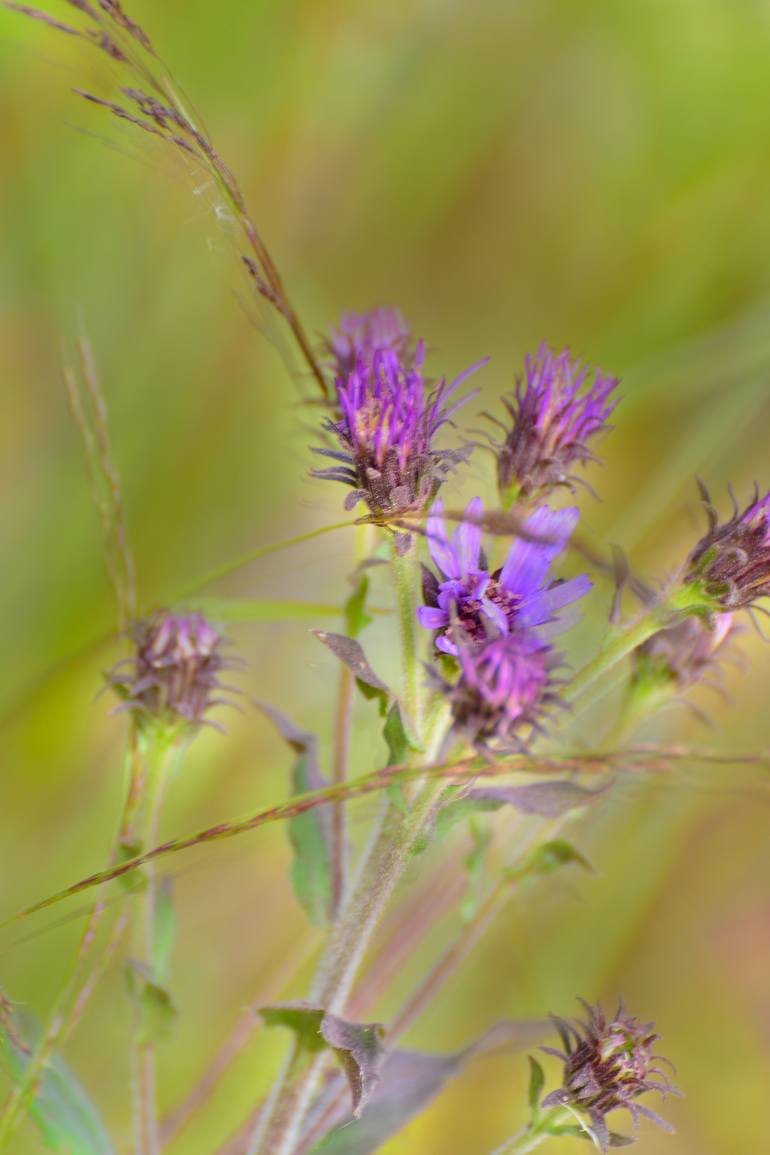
[247,540,445,1155]
[129,730,183,1155]
[390,538,421,732]
[491,1108,573,1154]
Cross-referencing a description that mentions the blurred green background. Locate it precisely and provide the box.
[2,1,770,1152]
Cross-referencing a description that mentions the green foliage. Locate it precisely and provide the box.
[0,1011,115,1155]
[255,701,333,926]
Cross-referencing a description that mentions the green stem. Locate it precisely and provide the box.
[491,1108,572,1154]
[130,730,183,1155]
[247,535,446,1155]
[564,585,702,706]
[390,538,421,735]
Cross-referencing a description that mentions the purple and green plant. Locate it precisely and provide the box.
[2,4,770,1155]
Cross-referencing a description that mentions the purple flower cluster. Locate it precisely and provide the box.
[541,1001,678,1151]
[420,499,590,743]
[109,610,229,730]
[686,485,770,611]
[314,339,482,535]
[486,343,619,503]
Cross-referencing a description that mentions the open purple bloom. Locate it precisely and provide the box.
[686,484,770,610]
[108,610,232,730]
[326,307,413,379]
[312,346,483,536]
[541,1000,679,1151]
[485,343,619,503]
[418,498,591,655]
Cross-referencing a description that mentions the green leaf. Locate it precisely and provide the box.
[344,573,373,637]
[527,1055,545,1115]
[0,1009,116,1155]
[125,961,178,1042]
[152,877,176,987]
[255,701,333,926]
[312,631,391,715]
[509,839,593,882]
[260,1003,387,1117]
[382,704,418,812]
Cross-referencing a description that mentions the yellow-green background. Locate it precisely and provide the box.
[2,1,770,1152]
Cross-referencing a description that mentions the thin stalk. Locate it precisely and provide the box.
[490,1108,572,1155]
[129,732,183,1155]
[390,539,421,733]
[330,664,354,914]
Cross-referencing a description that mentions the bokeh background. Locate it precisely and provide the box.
[2,1,770,1152]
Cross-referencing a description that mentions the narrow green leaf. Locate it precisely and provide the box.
[344,573,373,637]
[527,1056,545,1114]
[254,701,333,925]
[0,1010,116,1155]
[460,818,493,922]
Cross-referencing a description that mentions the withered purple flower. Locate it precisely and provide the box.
[419,498,591,655]
[313,346,482,540]
[632,612,735,692]
[326,307,413,380]
[485,343,619,504]
[108,610,230,730]
[685,484,770,611]
[434,630,561,746]
[541,1000,678,1151]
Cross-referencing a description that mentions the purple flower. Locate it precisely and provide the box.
[108,610,231,729]
[418,498,591,655]
[686,485,770,610]
[326,307,413,379]
[435,630,561,744]
[485,343,619,503]
[541,1001,679,1151]
[312,346,483,536]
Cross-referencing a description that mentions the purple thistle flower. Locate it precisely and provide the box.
[418,498,592,655]
[686,484,770,611]
[108,610,231,730]
[433,630,561,745]
[326,307,413,380]
[633,612,736,692]
[541,1000,679,1151]
[485,343,619,503]
[312,346,483,539]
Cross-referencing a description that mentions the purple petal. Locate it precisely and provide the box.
[500,505,580,596]
[417,606,449,630]
[456,497,483,576]
[426,500,459,579]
